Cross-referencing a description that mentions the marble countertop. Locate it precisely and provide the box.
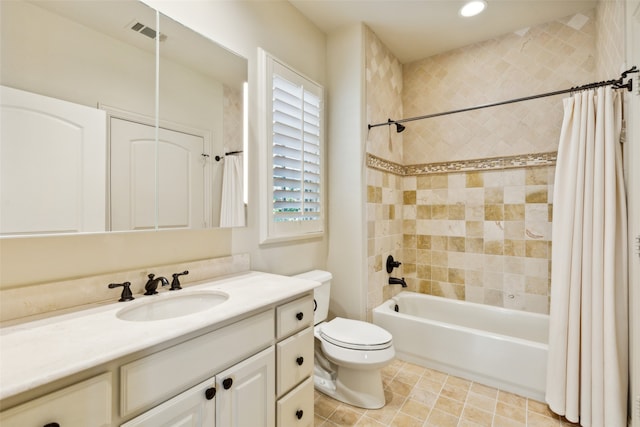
[0,271,319,401]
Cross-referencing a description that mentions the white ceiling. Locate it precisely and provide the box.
[288,0,598,63]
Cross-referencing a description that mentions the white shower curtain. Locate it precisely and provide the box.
[219,154,245,228]
[546,86,628,426]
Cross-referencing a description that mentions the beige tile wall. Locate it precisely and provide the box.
[402,10,596,164]
[595,0,625,80]
[363,5,625,318]
[365,26,404,165]
[365,27,404,321]
[401,165,554,314]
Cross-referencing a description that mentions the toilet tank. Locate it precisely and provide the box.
[293,270,332,325]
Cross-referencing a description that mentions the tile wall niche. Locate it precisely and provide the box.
[369,154,555,314]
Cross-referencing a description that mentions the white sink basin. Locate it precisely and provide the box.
[117,291,229,322]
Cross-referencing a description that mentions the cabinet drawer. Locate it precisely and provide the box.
[120,309,274,417]
[276,294,313,339]
[121,376,216,427]
[276,327,314,396]
[276,377,314,427]
[0,373,111,427]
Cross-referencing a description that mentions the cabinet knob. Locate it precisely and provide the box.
[44,424,60,427]
[296,356,304,366]
[223,378,233,390]
[296,409,304,420]
[205,387,216,400]
[296,312,304,321]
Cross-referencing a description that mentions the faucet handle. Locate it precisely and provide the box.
[170,270,189,291]
[108,281,134,302]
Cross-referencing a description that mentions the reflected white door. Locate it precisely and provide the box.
[110,118,206,231]
[0,86,106,235]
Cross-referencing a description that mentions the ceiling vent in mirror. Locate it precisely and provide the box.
[128,20,167,42]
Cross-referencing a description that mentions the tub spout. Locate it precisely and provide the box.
[389,277,407,287]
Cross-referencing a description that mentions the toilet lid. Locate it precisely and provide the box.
[319,317,392,351]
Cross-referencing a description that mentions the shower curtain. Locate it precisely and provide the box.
[219,154,245,228]
[546,86,628,426]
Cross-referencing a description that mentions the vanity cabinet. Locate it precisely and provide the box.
[0,373,112,427]
[0,288,316,427]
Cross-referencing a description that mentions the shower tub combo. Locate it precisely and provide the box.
[373,291,549,401]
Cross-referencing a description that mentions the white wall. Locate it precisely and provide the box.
[326,24,368,320]
[0,0,327,288]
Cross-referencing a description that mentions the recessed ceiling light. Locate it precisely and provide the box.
[460,0,487,17]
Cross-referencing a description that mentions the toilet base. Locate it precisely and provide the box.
[314,365,386,409]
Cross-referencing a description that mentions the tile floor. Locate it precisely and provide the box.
[314,359,580,427]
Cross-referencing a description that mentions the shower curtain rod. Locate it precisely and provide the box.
[368,66,638,132]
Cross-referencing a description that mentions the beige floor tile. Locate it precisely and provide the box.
[492,414,526,427]
[408,388,438,407]
[389,412,424,427]
[425,408,459,427]
[526,411,562,426]
[495,401,526,423]
[327,405,363,426]
[354,415,388,426]
[422,368,448,384]
[466,391,497,412]
[445,375,472,390]
[498,390,527,409]
[434,395,464,417]
[470,382,499,399]
[440,382,469,402]
[395,370,422,388]
[313,360,557,427]
[415,376,446,394]
[460,404,493,427]
[387,377,415,397]
[400,397,431,420]
[527,399,557,418]
[315,394,340,418]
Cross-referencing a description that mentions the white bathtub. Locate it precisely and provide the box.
[373,291,548,401]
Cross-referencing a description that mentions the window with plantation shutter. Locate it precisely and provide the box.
[259,50,324,243]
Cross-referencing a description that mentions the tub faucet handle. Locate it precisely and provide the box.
[386,255,402,273]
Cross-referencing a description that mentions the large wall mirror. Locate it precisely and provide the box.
[0,0,248,236]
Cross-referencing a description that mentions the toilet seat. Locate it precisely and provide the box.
[319,317,392,351]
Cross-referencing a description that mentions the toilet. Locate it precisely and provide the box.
[294,270,395,409]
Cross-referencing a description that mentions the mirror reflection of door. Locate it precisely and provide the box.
[0,86,106,235]
[110,118,208,231]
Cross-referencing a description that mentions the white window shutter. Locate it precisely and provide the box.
[260,50,324,243]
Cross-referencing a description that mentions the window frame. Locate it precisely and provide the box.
[258,49,325,244]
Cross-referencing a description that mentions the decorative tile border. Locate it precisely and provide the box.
[367,152,557,176]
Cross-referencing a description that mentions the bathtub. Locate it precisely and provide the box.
[373,291,548,401]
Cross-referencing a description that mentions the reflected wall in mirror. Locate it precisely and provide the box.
[0,0,248,236]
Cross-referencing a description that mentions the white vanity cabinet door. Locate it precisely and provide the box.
[216,346,275,427]
[0,373,111,427]
[121,377,216,427]
[276,377,314,427]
